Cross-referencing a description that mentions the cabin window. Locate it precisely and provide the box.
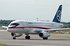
[10,23,19,27]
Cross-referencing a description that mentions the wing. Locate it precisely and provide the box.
[46,28,70,32]
[34,28,70,33]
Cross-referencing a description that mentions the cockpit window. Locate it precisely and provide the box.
[10,23,19,27]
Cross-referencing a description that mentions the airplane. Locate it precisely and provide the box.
[2,5,70,40]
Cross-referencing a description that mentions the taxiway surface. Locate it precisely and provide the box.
[0,30,70,46]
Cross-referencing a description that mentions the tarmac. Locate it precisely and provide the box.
[0,30,70,46]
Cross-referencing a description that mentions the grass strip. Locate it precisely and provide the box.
[0,43,6,46]
[51,33,70,36]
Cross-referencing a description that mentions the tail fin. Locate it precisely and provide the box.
[53,5,62,23]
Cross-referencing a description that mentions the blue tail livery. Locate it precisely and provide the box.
[53,5,62,23]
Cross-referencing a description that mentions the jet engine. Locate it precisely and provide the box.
[39,31,50,40]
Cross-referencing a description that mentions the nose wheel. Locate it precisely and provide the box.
[12,34,16,39]
[13,37,16,39]
[11,33,16,39]
[25,36,30,39]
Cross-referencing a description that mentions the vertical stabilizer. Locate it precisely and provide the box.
[53,5,62,23]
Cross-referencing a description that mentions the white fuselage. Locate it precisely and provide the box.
[7,20,63,33]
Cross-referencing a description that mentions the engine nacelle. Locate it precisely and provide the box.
[39,32,50,38]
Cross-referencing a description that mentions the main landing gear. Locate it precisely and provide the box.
[25,33,30,39]
[25,36,30,39]
[43,37,48,40]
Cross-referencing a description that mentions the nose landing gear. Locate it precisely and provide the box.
[11,33,16,39]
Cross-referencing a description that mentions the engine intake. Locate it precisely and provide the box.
[39,32,50,38]
[39,33,43,37]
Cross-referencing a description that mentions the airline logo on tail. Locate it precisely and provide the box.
[53,5,62,23]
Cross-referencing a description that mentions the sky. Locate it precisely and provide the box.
[0,0,70,22]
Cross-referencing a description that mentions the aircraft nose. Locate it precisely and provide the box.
[7,27,14,32]
[7,27,11,32]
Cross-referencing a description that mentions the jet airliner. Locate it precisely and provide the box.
[2,5,70,40]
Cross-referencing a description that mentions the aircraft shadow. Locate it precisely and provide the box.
[16,38,70,41]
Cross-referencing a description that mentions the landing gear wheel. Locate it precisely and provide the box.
[11,33,16,39]
[25,36,28,39]
[13,37,16,39]
[25,36,30,39]
[11,33,15,36]
[43,37,48,40]
[28,36,30,39]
